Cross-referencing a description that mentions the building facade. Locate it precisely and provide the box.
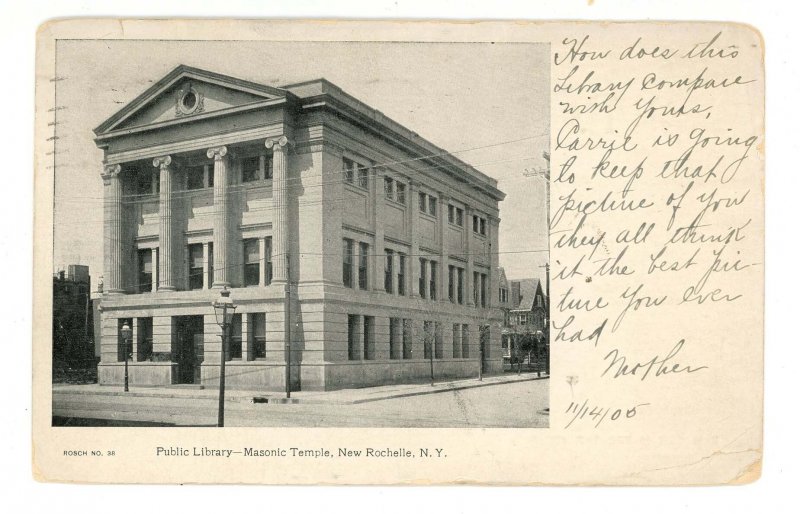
[94,65,505,391]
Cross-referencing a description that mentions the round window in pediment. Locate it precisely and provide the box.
[177,86,203,116]
[182,91,197,110]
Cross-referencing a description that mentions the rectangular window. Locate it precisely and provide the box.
[384,249,394,293]
[206,165,214,188]
[243,239,260,286]
[423,321,433,359]
[452,323,461,359]
[207,243,214,289]
[265,155,274,180]
[228,313,242,361]
[457,267,464,304]
[418,192,427,212]
[462,324,470,358]
[188,243,204,290]
[137,317,153,362]
[397,253,406,296]
[241,156,261,183]
[473,271,480,306]
[429,197,437,217]
[357,165,369,189]
[429,261,437,301]
[363,316,375,360]
[402,319,412,359]
[249,313,266,360]
[448,204,455,224]
[480,218,486,235]
[389,318,401,360]
[135,168,154,195]
[419,258,427,299]
[186,165,205,190]
[434,322,443,359]
[264,238,272,285]
[396,183,406,204]
[138,249,152,293]
[347,315,359,360]
[448,265,455,302]
[343,157,355,183]
[384,177,394,200]
[358,242,369,290]
[481,273,488,308]
[473,215,479,233]
[343,238,354,288]
[456,208,463,227]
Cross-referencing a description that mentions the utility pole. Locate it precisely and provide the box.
[285,254,291,399]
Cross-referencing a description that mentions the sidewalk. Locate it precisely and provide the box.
[53,371,548,405]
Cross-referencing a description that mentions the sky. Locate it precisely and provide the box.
[52,40,549,283]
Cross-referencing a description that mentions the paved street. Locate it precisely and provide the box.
[53,375,549,428]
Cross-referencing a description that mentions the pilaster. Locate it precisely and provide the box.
[437,192,448,303]
[373,166,386,292]
[465,205,475,307]
[409,180,420,297]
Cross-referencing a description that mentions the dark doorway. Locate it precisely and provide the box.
[174,316,204,384]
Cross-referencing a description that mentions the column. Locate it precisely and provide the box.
[373,167,386,292]
[409,180,420,297]
[150,247,158,292]
[202,242,210,289]
[208,146,230,288]
[437,192,448,302]
[266,137,290,284]
[258,237,267,287]
[153,155,175,291]
[101,164,124,294]
[465,205,475,306]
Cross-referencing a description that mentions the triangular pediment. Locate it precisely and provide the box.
[94,65,287,135]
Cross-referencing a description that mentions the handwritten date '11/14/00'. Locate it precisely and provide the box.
[565,399,650,429]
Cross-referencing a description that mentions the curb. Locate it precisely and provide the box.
[52,374,549,405]
[252,374,549,405]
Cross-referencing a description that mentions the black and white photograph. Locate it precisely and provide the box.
[50,40,550,428]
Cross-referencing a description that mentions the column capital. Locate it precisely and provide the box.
[101,163,121,181]
[206,146,228,160]
[265,136,293,151]
[152,155,172,169]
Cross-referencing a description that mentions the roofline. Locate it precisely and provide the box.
[93,64,289,135]
[282,78,504,200]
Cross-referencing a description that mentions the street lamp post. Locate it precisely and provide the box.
[120,322,132,392]
[212,287,236,428]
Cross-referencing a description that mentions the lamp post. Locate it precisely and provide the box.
[212,287,236,428]
[120,322,132,392]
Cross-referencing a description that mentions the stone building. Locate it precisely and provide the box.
[94,65,505,391]
[52,265,94,366]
